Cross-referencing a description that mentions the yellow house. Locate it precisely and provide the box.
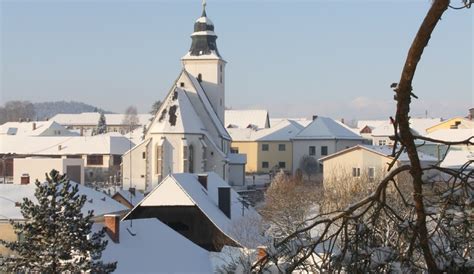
[228,120,304,173]
[319,145,438,184]
[426,117,474,133]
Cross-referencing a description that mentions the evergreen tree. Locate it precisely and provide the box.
[0,170,116,273]
[97,112,107,134]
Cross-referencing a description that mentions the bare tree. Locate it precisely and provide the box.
[251,1,474,273]
[122,105,140,132]
[0,101,36,124]
[299,155,319,181]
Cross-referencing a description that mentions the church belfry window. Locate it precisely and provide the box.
[180,82,185,87]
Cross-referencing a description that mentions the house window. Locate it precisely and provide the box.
[378,140,386,146]
[321,146,328,156]
[87,155,103,166]
[278,144,286,151]
[230,147,239,154]
[352,167,361,177]
[262,144,269,151]
[278,162,286,169]
[262,162,269,169]
[368,167,375,181]
[309,146,316,156]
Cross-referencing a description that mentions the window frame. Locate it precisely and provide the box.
[309,146,316,156]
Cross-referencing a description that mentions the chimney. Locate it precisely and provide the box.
[32,122,37,130]
[312,115,318,121]
[469,108,474,120]
[104,214,120,243]
[20,174,30,185]
[340,118,345,124]
[257,246,268,264]
[58,145,62,151]
[218,187,231,218]
[198,174,208,190]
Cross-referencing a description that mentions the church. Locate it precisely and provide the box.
[122,3,245,191]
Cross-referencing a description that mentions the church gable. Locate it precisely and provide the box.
[148,84,206,135]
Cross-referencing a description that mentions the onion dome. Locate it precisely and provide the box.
[188,1,221,57]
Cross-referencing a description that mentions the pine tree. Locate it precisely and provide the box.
[0,170,116,273]
[97,112,107,134]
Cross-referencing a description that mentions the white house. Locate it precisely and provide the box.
[292,116,364,174]
[121,5,246,191]
[12,157,84,185]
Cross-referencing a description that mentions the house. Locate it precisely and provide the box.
[416,128,473,161]
[0,133,134,184]
[319,145,438,183]
[425,117,474,134]
[0,121,77,136]
[0,182,127,257]
[50,112,152,135]
[440,147,473,170]
[292,116,364,174]
[228,119,305,173]
[11,157,84,185]
[97,217,214,273]
[121,5,246,191]
[225,110,270,129]
[358,118,441,146]
[123,172,261,251]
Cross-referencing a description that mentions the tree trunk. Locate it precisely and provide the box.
[395,0,449,272]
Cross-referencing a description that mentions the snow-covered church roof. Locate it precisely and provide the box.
[147,69,230,141]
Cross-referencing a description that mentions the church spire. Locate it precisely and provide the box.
[187,0,221,58]
[201,0,207,17]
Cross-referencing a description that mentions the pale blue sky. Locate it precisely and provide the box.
[1,0,472,120]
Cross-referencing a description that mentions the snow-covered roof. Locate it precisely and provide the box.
[319,144,438,163]
[113,190,145,207]
[270,118,312,128]
[225,110,270,129]
[148,88,207,135]
[0,121,77,136]
[369,118,442,136]
[50,112,152,127]
[0,133,135,156]
[356,120,387,130]
[182,50,222,60]
[294,116,363,140]
[124,172,259,245]
[426,117,474,132]
[98,218,213,274]
[424,128,474,143]
[440,148,474,169]
[0,182,127,220]
[228,153,246,165]
[228,119,304,142]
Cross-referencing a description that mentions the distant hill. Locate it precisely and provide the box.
[33,101,113,120]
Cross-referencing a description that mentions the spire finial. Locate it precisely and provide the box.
[201,0,207,17]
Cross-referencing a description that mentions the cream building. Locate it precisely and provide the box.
[425,117,474,134]
[319,145,438,184]
[122,4,247,191]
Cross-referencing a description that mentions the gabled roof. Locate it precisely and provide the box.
[370,118,442,136]
[0,182,127,220]
[98,218,213,273]
[112,190,145,208]
[148,88,207,134]
[426,117,474,132]
[0,121,76,136]
[319,144,437,163]
[225,110,270,129]
[424,128,474,143]
[124,172,260,245]
[293,116,363,140]
[227,119,304,142]
[0,133,134,155]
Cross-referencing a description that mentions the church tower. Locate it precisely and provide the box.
[181,1,226,124]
